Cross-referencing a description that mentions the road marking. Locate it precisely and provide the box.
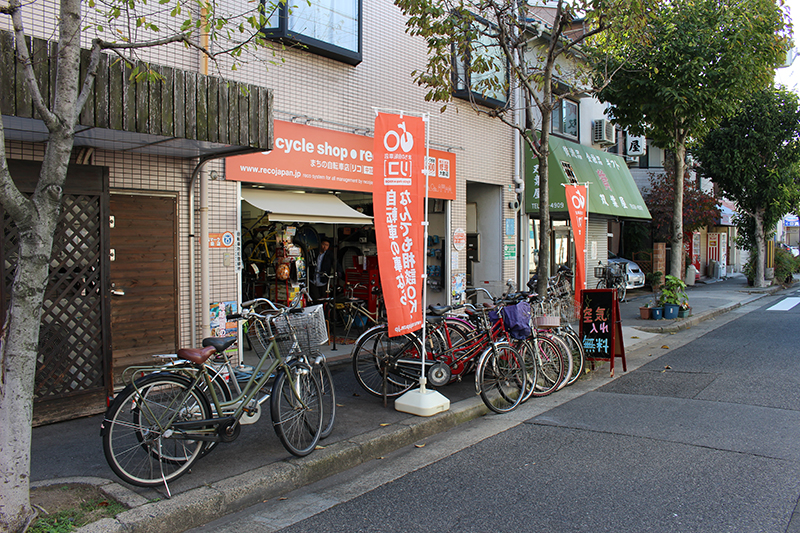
[766,297,800,311]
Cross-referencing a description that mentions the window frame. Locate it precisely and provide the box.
[551,97,579,141]
[262,0,363,65]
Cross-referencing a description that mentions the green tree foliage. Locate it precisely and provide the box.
[694,86,800,287]
[394,0,651,294]
[644,170,721,243]
[590,0,789,277]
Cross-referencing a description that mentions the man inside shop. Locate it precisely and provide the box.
[310,237,334,301]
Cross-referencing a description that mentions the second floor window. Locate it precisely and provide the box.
[264,1,362,65]
[552,99,578,139]
[452,22,508,108]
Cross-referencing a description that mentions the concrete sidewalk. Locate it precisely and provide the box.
[29,274,791,533]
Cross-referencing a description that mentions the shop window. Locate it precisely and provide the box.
[551,99,578,140]
[263,0,362,65]
[452,18,509,108]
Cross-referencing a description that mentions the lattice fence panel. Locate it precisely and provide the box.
[3,194,105,401]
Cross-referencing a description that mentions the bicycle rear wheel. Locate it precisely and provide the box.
[271,364,323,457]
[102,373,212,487]
[352,326,422,398]
[475,343,526,414]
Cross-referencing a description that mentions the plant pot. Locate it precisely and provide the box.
[663,303,680,319]
[639,307,652,319]
[678,306,691,318]
[650,307,663,320]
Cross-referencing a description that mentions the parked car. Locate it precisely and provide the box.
[608,252,646,289]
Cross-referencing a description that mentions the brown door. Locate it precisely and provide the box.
[109,193,179,384]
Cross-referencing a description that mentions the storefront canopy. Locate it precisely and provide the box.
[524,136,651,220]
[242,189,373,225]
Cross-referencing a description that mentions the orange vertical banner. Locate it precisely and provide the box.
[565,184,587,314]
[373,113,426,336]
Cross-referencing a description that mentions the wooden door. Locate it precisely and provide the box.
[109,193,179,383]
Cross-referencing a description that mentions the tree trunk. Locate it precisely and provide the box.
[536,132,551,298]
[0,217,60,531]
[0,0,81,527]
[670,128,686,278]
[754,207,767,288]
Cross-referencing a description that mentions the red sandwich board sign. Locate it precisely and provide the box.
[579,289,627,377]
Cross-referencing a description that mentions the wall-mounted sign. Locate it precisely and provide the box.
[453,228,467,251]
[226,120,456,200]
[209,231,234,248]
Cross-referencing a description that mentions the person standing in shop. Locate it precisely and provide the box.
[310,237,334,301]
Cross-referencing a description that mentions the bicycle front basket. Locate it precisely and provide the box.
[593,266,606,278]
[274,304,329,354]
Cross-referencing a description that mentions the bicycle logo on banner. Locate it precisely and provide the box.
[383,122,414,153]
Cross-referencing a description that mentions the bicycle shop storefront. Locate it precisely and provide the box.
[224,120,456,338]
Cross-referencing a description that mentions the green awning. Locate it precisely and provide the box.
[524,135,651,220]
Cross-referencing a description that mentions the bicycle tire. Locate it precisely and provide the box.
[351,325,421,398]
[543,332,573,391]
[510,339,538,403]
[102,373,211,487]
[596,280,606,290]
[313,356,337,439]
[560,328,585,385]
[530,336,568,397]
[615,281,627,302]
[475,343,526,414]
[270,364,323,457]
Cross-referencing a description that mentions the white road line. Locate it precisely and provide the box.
[766,297,800,311]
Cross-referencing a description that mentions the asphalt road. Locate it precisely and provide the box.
[191,287,800,533]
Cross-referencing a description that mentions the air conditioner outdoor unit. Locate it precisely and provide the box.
[593,119,616,145]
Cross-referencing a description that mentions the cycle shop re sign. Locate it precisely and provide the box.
[373,113,426,336]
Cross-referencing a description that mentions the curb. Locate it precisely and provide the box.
[75,396,490,533]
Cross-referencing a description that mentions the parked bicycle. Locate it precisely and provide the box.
[595,261,627,301]
[351,287,529,413]
[101,298,327,494]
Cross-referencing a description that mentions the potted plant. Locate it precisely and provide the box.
[659,274,688,319]
[639,302,652,319]
[678,304,692,318]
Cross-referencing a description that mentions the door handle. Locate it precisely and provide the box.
[111,289,125,296]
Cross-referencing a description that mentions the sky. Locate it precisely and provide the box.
[775,0,800,93]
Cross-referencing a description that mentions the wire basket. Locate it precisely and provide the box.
[593,266,606,278]
[272,304,328,355]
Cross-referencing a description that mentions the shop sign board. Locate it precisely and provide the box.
[225,120,455,200]
[579,289,626,377]
[373,113,427,336]
[503,244,516,260]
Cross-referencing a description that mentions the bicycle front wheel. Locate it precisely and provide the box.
[271,364,323,457]
[475,343,526,414]
[530,336,568,397]
[313,355,337,439]
[102,373,211,487]
[561,329,585,385]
